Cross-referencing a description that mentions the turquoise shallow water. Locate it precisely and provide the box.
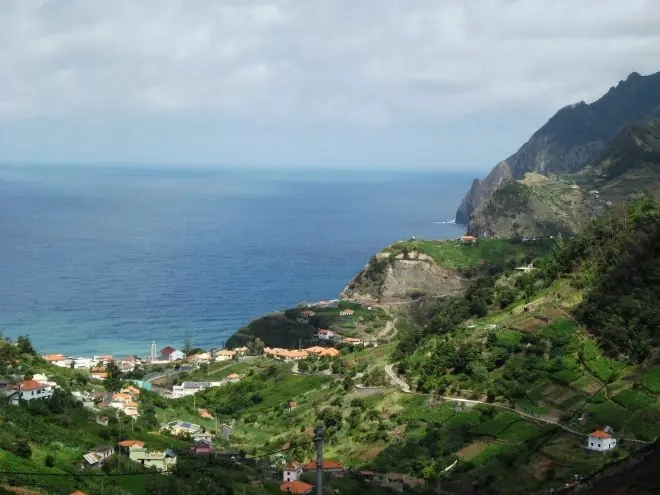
[0,165,468,357]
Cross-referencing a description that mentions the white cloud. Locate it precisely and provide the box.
[1,0,659,124]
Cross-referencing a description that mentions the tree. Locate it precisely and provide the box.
[248,338,265,356]
[22,368,34,381]
[183,338,193,355]
[16,336,36,356]
[103,361,123,392]
[44,454,55,468]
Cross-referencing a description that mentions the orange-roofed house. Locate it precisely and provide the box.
[42,354,69,367]
[587,429,616,451]
[70,491,88,495]
[343,337,364,346]
[302,460,344,475]
[121,385,141,396]
[279,480,313,494]
[305,346,326,355]
[226,373,241,383]
[7,380,54,405]
[317,329,336,341]
[459,235,476,244]
[319,348,340,358]
[90,368,108,380]
[118,440,145,452]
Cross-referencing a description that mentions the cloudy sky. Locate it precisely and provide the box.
[1,0,659,171]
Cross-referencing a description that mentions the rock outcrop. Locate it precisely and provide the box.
[340,250,470,302]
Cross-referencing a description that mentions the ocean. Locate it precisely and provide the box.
[0,165,469,357]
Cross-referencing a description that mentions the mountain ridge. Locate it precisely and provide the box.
[456,70,660,229]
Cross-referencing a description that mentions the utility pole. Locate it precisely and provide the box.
[314,426,324,495]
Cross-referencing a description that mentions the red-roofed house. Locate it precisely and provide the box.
[460,235,476,244]
[317,329,335,341]
[587,429,616,451]
[7,380,53,405]
[302,460,344,474]
[280,480,313,494]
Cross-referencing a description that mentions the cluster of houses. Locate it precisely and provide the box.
[83,440,177,472]
[42,354,140,373]
[263,346,343,362]
[170,374,241,399]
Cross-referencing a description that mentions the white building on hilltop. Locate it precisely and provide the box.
[587,429,616,452]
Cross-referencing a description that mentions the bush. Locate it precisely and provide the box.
[44,454,55,467]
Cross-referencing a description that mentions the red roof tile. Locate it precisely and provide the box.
[590,430,612,439]
[279,481,313,494]
[12,380,47,391]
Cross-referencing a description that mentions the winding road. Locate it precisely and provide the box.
[383,363,650,444]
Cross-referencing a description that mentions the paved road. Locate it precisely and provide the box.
[383,363,650,444]
[384,364,411,393]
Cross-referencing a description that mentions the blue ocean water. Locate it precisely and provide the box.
[0,165,468,357]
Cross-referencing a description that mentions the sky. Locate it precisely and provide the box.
[1,0,660,172]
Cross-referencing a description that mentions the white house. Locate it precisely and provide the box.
[6,380,54,405]
[587,429,616,452]
[42,354,70,367]
[317,329,335,341]
[283,462,303,482]
[169,350,186,361]
[339,309,354,316]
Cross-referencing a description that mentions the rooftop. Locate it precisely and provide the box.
[279,480,314,494]
[590,430,612,439]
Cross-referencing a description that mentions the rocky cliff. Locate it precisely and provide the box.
[340,249,470,303]
[456,70,660,229]
[467,119,660,237]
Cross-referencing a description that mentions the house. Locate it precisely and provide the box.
[42,354,69,367]
[171,381,225,398]
[124,401,139,417]
[339,309,354,316]
[166,349,186,361]
[327,300,339,308]
[128,445,177,471]
[90,367,108,380]
[95,416,109,427]
[226,373,241,383]
[302,460,344,475]
[288,401,298,411]
[159,346,175,360]
[234,346,249,355]
[297,310,316,323]
[283,462,303,481]
[93,355,114,365]
[279,480,314,494]
[71,357,95,370]
[215,349,236,361]
[263,348,309,362]
[459,235,476,244]
[188,352,212,363]
[317,329,335,341]
[191,438,213,456]
[587,429,617,452]
[343,337,364,346]
[161,420,202,436]
[118,440,145,452]
[83,445,114,468]
[6,380,54,405]
[305,346,340,358]
[121,385,141,397]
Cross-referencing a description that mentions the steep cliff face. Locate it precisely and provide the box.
[467,119,660,237]
[340,250,470,303]
[456,70,660,227]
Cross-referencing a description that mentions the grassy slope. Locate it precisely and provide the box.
[384,238,550,269]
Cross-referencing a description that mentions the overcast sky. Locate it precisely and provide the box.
[1,0,659,171]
